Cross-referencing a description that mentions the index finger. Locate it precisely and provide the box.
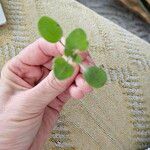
[16,38,63,66]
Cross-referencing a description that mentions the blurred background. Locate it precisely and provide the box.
[77,0,150,43]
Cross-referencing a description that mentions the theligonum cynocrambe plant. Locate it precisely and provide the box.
[38,16,107,88]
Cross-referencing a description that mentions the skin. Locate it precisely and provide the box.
[0,38,93,150]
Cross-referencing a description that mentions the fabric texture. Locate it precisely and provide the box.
[0,0,150,149]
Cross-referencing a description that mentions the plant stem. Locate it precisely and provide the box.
[80,63,86,73]
[59,40,65,47]
[59,40,87,72]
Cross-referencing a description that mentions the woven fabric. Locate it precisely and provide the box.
[0,0,150,149]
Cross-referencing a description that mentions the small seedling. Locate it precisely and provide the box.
[38,16,107,88]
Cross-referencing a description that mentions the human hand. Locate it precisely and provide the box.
[0,38,93,150]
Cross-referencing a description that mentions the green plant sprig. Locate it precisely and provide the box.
[38,16,107,88]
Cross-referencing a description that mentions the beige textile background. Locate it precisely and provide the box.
[0,0,150,149]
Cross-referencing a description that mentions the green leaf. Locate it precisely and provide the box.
[83,66,107,88]
[38,16,63,43]
[65,28,89,54]
[64,48,74,57]
[53,57,74,80]
[72,54,82,64]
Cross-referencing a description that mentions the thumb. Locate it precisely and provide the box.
[26,65,79,110]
